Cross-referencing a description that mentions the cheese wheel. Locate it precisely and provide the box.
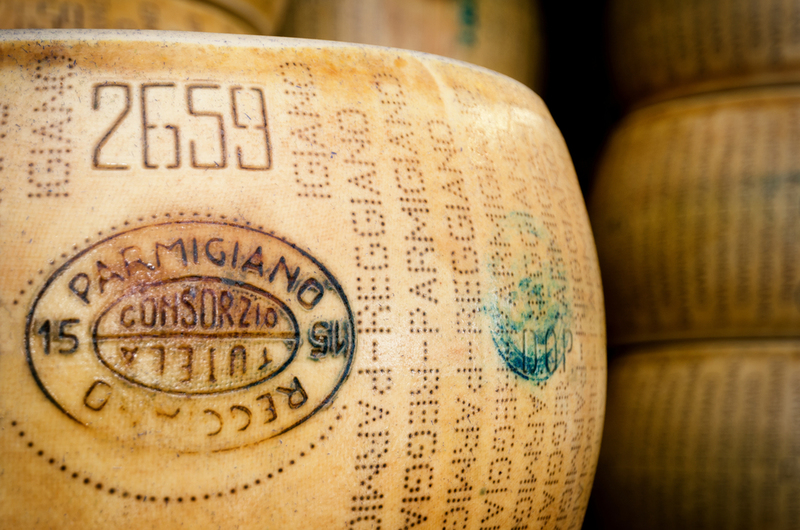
[206,0,288,34]
[609,0,800,105]
[0,31,605,529]
[281,0,543,89]
[596,340,800,529]
[0,0,259,33]
[591,87,800,345]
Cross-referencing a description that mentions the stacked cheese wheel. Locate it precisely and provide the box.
[0,0,287,34]
[592,1,800,528]
[609,0,800,105]
[599,341,800,529]
[281,0,543,89]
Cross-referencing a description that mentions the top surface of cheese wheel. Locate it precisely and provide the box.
[0,0,260,33]
[0,30,605,529]
[282,0,543,89]
[591,86,800,345]
[609,0,800,105]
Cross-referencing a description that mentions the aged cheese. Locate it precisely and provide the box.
[591,87,800,345]
[596,340,800,529]
[0,0,261,33]
[206,0,288,34]
[0,31,605,529]
[609,0,800,105]
[282,0,543,89]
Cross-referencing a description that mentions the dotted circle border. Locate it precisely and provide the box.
[6,411,345,504]
[7,211,348,503]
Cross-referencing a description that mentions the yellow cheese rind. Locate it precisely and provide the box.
[0,31,605,529]
[0,0,259,33]
[592,87,800,345]
[597,340,800,529]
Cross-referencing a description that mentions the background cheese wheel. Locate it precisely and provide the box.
[591,87,800,346]
[281,0,543,89]
[609,0,800,105]
[0,0,260,33]
[206,0,288,34]
[0,31,605,529]
[595,340,800,529]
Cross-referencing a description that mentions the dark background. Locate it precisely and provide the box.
[537,1,614,527]
[539,0,620,202]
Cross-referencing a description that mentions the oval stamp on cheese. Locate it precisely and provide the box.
[25,221,355,453]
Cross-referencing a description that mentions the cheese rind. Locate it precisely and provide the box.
[609,0,800,104]
[597,340,800,529]
[592,87,800,345]
[0,0,261,33]
[0,31,605,530]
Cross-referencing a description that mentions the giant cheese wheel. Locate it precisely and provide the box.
[281,0,543,89]
[596,340,800,529]
[609,0,800,105]
[0,0,260,33]
[0,30,605,529]
[591,87,800,345]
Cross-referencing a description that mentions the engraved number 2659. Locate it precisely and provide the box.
[92,82,272,171]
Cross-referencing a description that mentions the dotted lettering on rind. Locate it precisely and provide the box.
[348,398,390,530]
[479,368,517,529]
[428,119,481,336]
[443,368,481,530]
[481,94,583,385]
[283,62,331,199]
[378,72,441,337]
[431,83,487,530]
[26,54,76,199]
[399,368,439,527]
[0,101,7,203]
[445,84,598,530]
[345,72,400,530]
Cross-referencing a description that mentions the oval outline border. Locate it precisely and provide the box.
[91,275,301,396]
[24,220,356,444]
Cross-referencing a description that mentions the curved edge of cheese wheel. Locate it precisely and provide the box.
[596,339,800,529]
[627,70,800,110]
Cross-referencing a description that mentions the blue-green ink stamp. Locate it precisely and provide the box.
[486,212,573,383]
